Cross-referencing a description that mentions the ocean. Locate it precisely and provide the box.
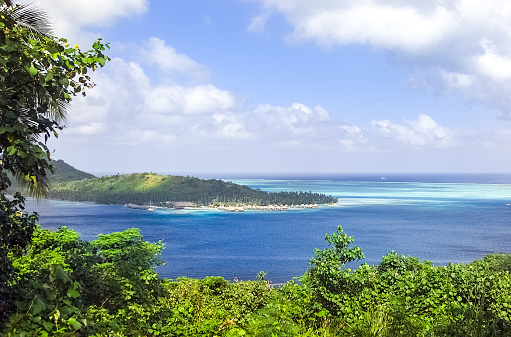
[24,174,511,284]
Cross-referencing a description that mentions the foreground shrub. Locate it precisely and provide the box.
[3,225,511,336]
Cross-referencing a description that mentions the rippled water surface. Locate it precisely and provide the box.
[25,174,511,283]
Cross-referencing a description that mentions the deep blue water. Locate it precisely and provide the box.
[24,174,511,284]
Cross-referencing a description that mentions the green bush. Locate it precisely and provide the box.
[4,225,511,336]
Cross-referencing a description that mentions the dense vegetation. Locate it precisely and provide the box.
[2,225,511,336]
[0,0,109,329]
[48,172,338,206]
[48,160,96,183]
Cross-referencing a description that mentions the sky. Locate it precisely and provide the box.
[21,0,511,175]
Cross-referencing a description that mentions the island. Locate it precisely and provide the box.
[47,172,338,211]
[6,160,338,211]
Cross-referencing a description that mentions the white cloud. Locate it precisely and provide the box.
[61,55,242,148]
[214,115,253,140]
[250,0,511,117]
[26,0,148,26]
[144,84,235,116]
[248,12,272,32]
[371,114,453,148]
[295,4,451,51]
[21,0,148,46]
[252,0,456,50]
[139,37,211,83]
[333,115,454,151]
[58,50,511,170]
[182,85,235,115]
[66,122,109,136]
[477,40,511,81]
[441,71,474,91]
[252,103,332,144]
[64,55,465,155]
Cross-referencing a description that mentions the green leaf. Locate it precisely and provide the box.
[59,77,69,86]
[7,146,17,156]
[44,71,54,82]
[43,320,54,331]
[46,291,57,301]
[52,264,70,282]
[68,317,82,331]
[27,64,38,76]
[96,57,106,66]
[0,126,14,134]
[31,296,46,315]
[67,288,80,299]
[315,310,327,317]
[61,305,74,317]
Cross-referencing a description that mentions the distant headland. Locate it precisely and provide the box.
[49,172,338,211]
[12,160,338,211]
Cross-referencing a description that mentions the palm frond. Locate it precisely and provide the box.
[13,170,49,199]
[11,3,53,36]
[44,97,69,121]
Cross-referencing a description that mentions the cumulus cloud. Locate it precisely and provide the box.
[250,0,511,117]
[20,0,148,45]
[333,114,455,152]
[139,37,211,83]
[60,48,481,157]
[145,84,235,116]
[64,57,239,147]
[249,103,332,147]
[372,114,453,148]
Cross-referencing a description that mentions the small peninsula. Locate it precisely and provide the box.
[48,171,338,210]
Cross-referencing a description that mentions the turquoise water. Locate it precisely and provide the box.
[25,174,511,283]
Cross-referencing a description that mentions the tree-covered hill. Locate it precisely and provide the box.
[48,172,338,206]
[7,159,96,192]
[49,159,96,183]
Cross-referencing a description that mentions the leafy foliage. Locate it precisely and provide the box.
[0,1,108,327]
[303,226,365,316]
[4,225,511,336]
[91,228,164,309]
[0,192,37,322]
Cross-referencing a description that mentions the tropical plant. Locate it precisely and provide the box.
[303,225,365,316]
[0,0,109,325]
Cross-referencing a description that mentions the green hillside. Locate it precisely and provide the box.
[49,172,338,206]
[49,159,96,183]
[7,159,96,192]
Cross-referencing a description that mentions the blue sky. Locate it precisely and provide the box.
[25,0,511,175]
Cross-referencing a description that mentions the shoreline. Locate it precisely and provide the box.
[125,203,338,212]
